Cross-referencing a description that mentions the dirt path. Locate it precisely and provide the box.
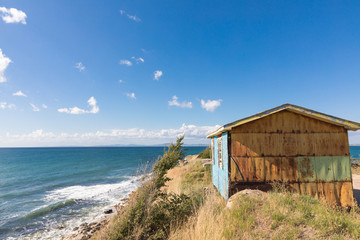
[352,174,360,203]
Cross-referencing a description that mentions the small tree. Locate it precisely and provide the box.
[110,135,194,240]
[153,135,185,189]
[198,146,211,159]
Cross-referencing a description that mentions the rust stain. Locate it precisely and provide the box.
[299,157,315,179]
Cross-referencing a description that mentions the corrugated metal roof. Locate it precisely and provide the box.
[207,103,360,138]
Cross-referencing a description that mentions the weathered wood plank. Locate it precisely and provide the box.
[231,132,349,157]
[281,157,299,182]
[231,110,346,134]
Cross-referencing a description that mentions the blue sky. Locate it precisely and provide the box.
[1,0,360,147]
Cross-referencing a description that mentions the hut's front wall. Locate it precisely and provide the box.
[229,110,354,207]
[211,133,229,200]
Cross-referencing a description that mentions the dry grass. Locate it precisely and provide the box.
[91,140,208,240]
[169,189,226,240]
[91,215,119,240]
[169,187,360,240]
[164,159,211,195]
[94,157,360,240]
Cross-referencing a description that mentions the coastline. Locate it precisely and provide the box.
[60,153,360,239]
[0,147,207,240]
[60,196,130,240]
[61,207,115,240]
[61,154,200,240]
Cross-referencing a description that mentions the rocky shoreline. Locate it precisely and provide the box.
[61,195,132,240]
[61,155,199,240]
[61,207,115,240]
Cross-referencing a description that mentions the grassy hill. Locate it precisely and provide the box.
[92,141,360,240]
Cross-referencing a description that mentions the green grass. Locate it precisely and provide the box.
[198,147,211,159]
[99,138,360,240]
[183,161,211,185]
[170,185,360,240]
[263,190,360,239]
[104,136,208,240]
[178,161,211,195]
[223,194,258,239]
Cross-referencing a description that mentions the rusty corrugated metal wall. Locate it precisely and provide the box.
[229,110,354,207]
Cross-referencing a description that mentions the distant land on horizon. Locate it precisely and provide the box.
[2,144,360,149]
[0,144,209,149]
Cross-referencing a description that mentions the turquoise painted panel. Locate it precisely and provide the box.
[314,156,335,182]
[222,132,229,199]
[212,136,218,189]
[211,133,229,200]
[330,156,351,181]
[297,156,352,183]
[297,157,316,182]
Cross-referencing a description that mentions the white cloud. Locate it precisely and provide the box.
[126,92,136,100]
[0,102,6,109]
[168,96,192,109]
[58,96,99,115]
[13,90,26,97]
[0,49,12,83]
[119,60,132,66]
[58,106,86,114]
[201,99,222,112]
[131,56,144,64]
[120,57,144,67]
[0,102,15,110]
[87,96,99,113]
[0,7,27,24]
[153,70,163,80]
[119,10,141,22]
[75,62,85,72]
[42,104,48,109]
[30,103,40,112]
[127,14,141,22]
[119,80,124,83]
[0,124,221,147]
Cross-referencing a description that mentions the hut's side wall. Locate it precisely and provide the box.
[212,136,219,193]
[212,133,229,200]
[229,110,354,207]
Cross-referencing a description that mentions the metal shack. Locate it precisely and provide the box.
[208,104,360,207]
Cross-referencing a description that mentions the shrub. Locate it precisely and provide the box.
[181,161,211,192]
[198,146,211,159]
[153,136,185,189]
[108,136,205,240]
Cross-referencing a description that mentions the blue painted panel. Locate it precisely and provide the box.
[218,132,229,199]
[211,133,229,200]
[223,132,229,199]
[212,136,218,189]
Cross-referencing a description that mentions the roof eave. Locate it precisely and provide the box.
[207,126,225,138]
[206,104,360,138]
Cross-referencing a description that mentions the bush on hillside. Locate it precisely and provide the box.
[108,135,204,240]
[198,146,211,159]
[153,136,185,189]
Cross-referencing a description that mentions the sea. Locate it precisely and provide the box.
[0,146,206,240]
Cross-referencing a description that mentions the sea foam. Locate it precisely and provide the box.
[44,175,140,204]
[11,176,141,240]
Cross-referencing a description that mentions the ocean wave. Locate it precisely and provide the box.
[44,175,140,204]
[21,199,77,220]
[11,176,141,240]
